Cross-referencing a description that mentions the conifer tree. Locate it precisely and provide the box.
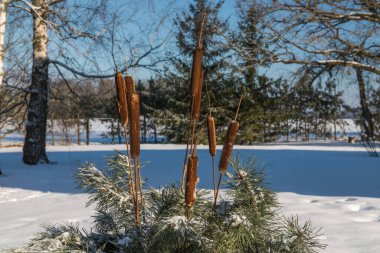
[156,0,236,143]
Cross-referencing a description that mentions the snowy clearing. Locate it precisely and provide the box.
[0,142,380,252]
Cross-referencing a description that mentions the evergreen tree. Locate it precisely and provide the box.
[156,0,236,143]
[233,0,288,143]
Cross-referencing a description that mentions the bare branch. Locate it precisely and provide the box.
[276,59,380,75]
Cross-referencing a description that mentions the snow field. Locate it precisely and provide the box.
[0,142,379,252]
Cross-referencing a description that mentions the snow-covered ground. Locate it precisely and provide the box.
[0,142,380,252]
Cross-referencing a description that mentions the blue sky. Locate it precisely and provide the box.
[6,0,368,106]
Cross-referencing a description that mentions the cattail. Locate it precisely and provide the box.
[207,116,216,157]
[219,120,239,174]
[115,73,128,127]
[124,75,134,99]
[190,47,203,96]
[129,92,140,159]
[192,70,203,120]
[185,155,199,208]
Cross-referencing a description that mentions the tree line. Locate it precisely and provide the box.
[0,0,379,164]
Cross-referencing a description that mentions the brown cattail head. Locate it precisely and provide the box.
[124,75,135,98]
[190,47,203,96]
[125,75,134,123]
[115,73,128,127]
[219,120,239,174]
[192,70,203,120]
[185,155,199,208]
[129,92,140,159]
[208,116,216,157]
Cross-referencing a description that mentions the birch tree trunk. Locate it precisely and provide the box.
[0,0,10,87]
[23,0,49,164]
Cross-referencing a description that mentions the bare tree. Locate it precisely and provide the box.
[248,0,379,143]
[0,0,12,87]
[3,0,174,164]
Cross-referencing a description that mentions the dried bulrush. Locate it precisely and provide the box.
[182,10,207,208]
[129,92,140,160]
[185,155,199,208]
[115,72,128,127]
[213,95,243,210]
[125,75,135,96]
[129,91,142,225]
[190,47,203,96]
[207,116,217,195]
[125,75,134,102]
[115,73,135,212]
[124,75,134,123]
[218,120,239,174]
[185,125,203,211]
[182,52,204,191]
[192,70,204,121]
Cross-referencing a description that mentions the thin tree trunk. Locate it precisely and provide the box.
[51,118,55,145]
[77,116,81,145]
[111,119,115,144]
[286,119,289,142]
[64,122,69,145]
[0,0,9,88]
[333,112,337,141]
[143,115,147,143]
[86,118,90,145]
[23,0,49,164]
[117,119,121,144]
[153,123,157,143]
[304,120,307,141]
[355,67,374,140]
[295,120,298,141]
[315,117,318,141]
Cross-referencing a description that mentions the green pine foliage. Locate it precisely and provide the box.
[8,153,326,253]
[153,0,237,143]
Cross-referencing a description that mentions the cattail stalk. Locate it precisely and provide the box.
[190,70,204,155]
[181,118,192,192]
[213,95,243,210]
[123,126,136,203]
[182,57,203,190]
[116,73,135,203]
[129,91,143,226]
[208,116,217,195]
[213,120,239,210]
[183,12,206,204]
